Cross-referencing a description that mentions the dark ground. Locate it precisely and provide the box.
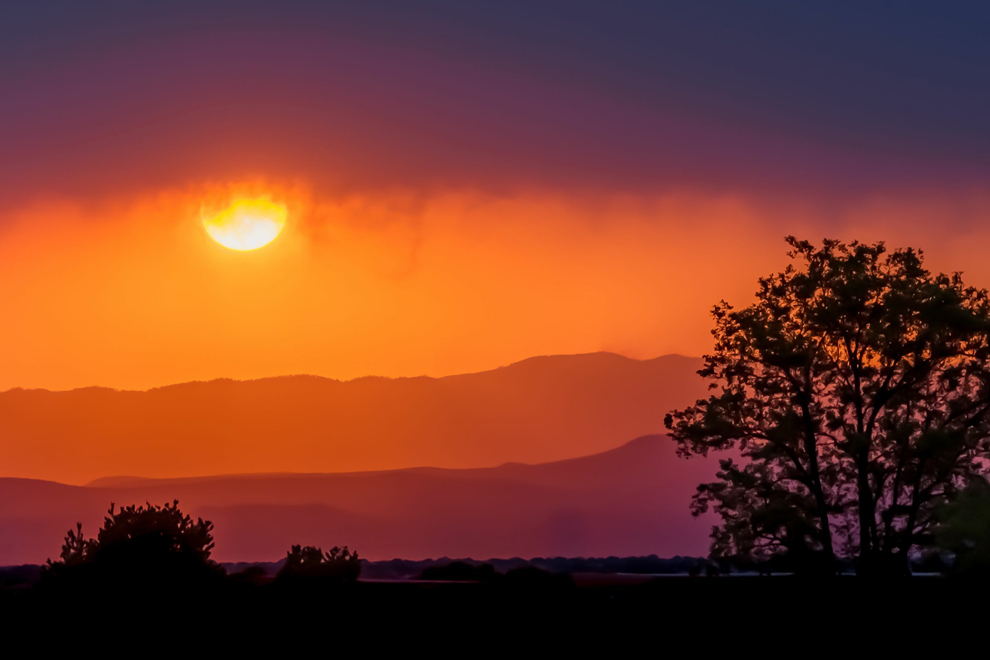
[0,574,982,652]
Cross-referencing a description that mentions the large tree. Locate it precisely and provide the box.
[665,237,990,575]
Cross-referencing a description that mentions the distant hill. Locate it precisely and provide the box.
[0,435,720,565]
[0,352,706,484]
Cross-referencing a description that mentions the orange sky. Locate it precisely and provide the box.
[3,182,990,392]
[7,5,990,392]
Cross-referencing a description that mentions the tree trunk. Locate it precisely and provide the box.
[856,452,874,572]
[798,395,835,568]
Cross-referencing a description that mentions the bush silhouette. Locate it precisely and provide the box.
[275,544,361,583]
[41,501,222,589]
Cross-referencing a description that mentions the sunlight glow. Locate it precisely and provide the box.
[202,198,287,251]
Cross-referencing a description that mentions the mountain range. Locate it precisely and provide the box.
[0,435,720,565]
[0,352,707,484]
[0,352,721,564]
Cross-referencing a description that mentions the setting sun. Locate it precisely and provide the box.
[202,198,287,251]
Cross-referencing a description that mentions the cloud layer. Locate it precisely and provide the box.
[4,2,990,388]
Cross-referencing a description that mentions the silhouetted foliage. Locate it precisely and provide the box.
[41,500,222,588]
[52,522,98,568]
[96,500,215,558]
[666,237,990,576]
[275,544,361,583]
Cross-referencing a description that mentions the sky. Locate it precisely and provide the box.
[4,1,990,391]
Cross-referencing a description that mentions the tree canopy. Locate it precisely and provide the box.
[665,237,990,575]
[43,500,220,587]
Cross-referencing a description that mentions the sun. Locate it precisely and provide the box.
[202,198,287,251]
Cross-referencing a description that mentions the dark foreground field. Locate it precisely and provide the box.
[1,575,981,651]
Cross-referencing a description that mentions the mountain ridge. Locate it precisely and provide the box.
[83,433,668,488]
[1,352,700,395]
[0,435,719,564]
[0,352,708,484]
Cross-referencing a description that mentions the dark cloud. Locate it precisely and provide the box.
[2,1,988,212]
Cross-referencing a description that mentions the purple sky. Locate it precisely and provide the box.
[3,1,989,211]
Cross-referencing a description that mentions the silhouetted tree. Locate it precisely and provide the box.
[276,544,361,583]
[52,522,98,568]
[42,500,221,587]
[666,237,990,576]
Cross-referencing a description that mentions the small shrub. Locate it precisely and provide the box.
[276,544,361,583]
[41,500,222,589]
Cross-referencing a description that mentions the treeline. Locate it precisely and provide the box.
[222,555,719,582]
[3,493,989,592]
[1,550,961,590]
[30,501,360,593]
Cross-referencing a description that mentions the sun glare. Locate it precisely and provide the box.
[202,198,287,251]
